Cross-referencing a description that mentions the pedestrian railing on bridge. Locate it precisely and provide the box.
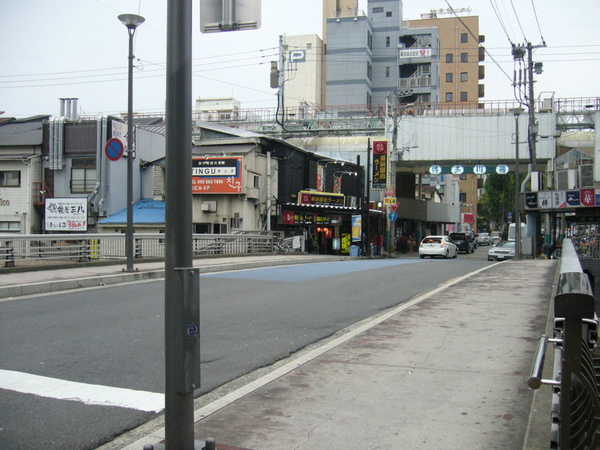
[528,239,600,449]
[0,232,280,268]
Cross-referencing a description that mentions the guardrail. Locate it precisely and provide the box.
[528,239,600,449]
[0,233,279,268]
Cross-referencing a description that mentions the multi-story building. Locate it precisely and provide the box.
[282,35,325,110]
[402,11,485,108]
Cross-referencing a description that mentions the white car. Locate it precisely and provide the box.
[475,232,492,246]
[419,235,458,259]
[488,240,515,261]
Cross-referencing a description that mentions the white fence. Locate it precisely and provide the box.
[0,233,278,267]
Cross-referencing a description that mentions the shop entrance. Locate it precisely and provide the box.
[316,226,333,254]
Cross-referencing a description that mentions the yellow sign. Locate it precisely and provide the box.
[384,197,397,205]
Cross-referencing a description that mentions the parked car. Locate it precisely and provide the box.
[419,236,458,259]
[475,232,492,246]
[448,232,475,254]
[488,240,515,261]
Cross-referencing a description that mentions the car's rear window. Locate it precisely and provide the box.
[422,237,442,244]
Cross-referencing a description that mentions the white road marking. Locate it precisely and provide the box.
[0,369,164,412]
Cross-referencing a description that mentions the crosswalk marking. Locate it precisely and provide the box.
[0,369,164,412]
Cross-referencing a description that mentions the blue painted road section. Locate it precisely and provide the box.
[203,258,428,282]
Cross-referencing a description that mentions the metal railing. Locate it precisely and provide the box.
[0,233,277,268]
[528,239,600,449]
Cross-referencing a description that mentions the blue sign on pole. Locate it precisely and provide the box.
[388,212,398,221]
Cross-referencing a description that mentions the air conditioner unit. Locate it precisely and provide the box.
[201,201,217,212]
[246,187,260,199]
[579,164,594,187]
[556,170,577,190]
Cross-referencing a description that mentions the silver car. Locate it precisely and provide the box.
[476,232,492,246]
[419,235,458,259]
[488,240,515,261]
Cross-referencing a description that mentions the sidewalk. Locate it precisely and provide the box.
[104,258,555,450]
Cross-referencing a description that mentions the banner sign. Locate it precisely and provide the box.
[192,157,243,194]
[524,188,600,210]
[45,198,87,231]
[352,215,362,242]
[372,140,388,190]
[298,191,344,207]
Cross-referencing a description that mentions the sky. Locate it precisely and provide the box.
[1,0,599,118]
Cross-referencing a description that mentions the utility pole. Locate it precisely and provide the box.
[512,41,545,257]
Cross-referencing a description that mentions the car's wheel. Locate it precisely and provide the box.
[420,255,425,259]
[444,250,449,259]
[453,251,457,258]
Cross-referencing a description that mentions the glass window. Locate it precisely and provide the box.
[459,192,467,202]
[460,92,468,101]
[461,33,468,43]
[386,36,390,48]
[367,62,373,80]
[373,7,384,13]
[386,11,392,17]
[461,52,468,62]
[386,66,390,78]
[446,73,453,83]
[0,221,21,232]
[367,32,373,50]
[446,53,453,63]
[230,218,243,229]
[461,72,468,82]
[445,92,453,102]
[71,158,97,194]
[0,171,20,187]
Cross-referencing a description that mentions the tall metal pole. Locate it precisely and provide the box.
[510,109,524,260]
[119,14,144,272]
[165,0,198,448]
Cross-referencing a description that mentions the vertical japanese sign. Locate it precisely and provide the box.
[45,198,88,231]
[317,164,325,192]
[372,140,388,190]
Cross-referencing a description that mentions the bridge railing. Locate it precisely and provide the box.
[0,233,277,268]
[528,239,600,449]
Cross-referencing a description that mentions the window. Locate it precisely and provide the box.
[367,62,373,80]
[386,36,390,48]
[367,32,373,50]
[0,171,20,187]
[460,92,468,101]
[0,221,20,232]
[445,92,453,102]
[230,218,243,229]
[386,11,392,17]
[253,175,260,189]
[446,73,453,83]
[461,33,468,43]
[373,6,383,13]
[461,72,468,82]
[367,92,372,108]
[386,66,390,78]
[446,53,453,63]
[71,159,97,193]
[461,52,468,62]
[459,192,467,202]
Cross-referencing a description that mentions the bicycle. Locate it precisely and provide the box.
[273,241,291,255]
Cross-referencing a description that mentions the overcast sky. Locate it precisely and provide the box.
[1,0,598,118]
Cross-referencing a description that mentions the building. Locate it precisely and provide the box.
[0,115,48,234]
[282,35,325,110]
[403,11,485,107]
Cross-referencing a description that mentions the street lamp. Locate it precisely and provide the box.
[118,13,145,272]
[509,107,525,260]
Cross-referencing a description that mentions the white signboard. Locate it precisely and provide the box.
[45,198,88,231]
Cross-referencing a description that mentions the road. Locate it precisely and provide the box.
[0,250,492,449]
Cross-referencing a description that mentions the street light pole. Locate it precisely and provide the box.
[118,14,144,272]
[509,108,525,260]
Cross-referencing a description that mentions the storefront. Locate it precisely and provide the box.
[278,191,358,254]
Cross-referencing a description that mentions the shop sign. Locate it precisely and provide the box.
[372,140,388,190]
[45,198,87,231]
[192,157,243,194]
[315,214,330,225]
[298,191,344,207]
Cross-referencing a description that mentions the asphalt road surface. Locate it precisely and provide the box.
[0,252,491,449]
